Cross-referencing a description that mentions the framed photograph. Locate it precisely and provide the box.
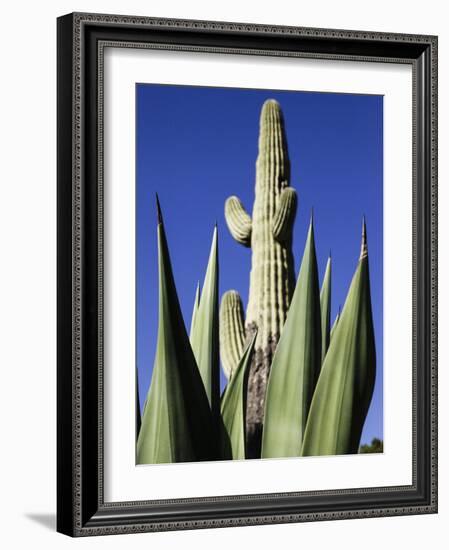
[57,12,438,536]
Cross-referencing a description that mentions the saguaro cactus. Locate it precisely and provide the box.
[221,99,297,457]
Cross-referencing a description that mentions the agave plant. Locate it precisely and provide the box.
[301,221,376,456]
[136,198,219,464]
[137,100,377,464]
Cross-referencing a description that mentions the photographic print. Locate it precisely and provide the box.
[135,84,383,464]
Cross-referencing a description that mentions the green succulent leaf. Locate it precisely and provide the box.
[189,281,201,338]
[221,332,257,459]
[320,256,332,363]
[301,220,376,456]
[136,199,217,464]
[190,227,220,421]
[330,308,341,341]
[261,218,322,458]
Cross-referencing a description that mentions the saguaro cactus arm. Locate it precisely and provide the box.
[272,187,297,242]
[219,290,246,379]
[224,196,252,247]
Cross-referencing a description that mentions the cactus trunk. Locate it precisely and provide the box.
[223,99,297,457]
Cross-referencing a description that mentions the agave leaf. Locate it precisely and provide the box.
[137,198,217,464]
[301,220,376,456]
[221,332,257,459]
[320,256,332,363]
[189,281,201,338]
[330,308,341,340]
[190,227,220,422]
[261,218,322,458]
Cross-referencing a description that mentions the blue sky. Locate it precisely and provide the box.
[136,83,383,446]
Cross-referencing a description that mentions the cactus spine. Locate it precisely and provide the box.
[222,99,297,457]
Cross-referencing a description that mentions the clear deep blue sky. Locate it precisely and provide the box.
[136,84,383,446]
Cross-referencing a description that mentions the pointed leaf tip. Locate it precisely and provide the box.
[155,193,163,225]
[360,217,368,260]
[306,210,315,240]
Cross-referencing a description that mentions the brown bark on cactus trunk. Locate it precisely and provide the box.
[245,324,280,458]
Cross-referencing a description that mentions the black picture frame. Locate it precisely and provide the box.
[57,12,438,537]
